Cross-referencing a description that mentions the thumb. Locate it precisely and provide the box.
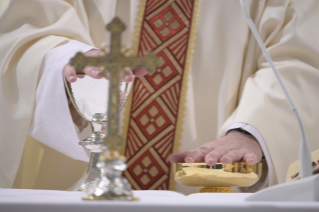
[63,64,77,83]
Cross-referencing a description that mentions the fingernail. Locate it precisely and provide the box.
[247,158,254,164]
[124,75,132,82]
[124,67,131,72]
[92,70,100,76]
[69,76,75,81]
[207,158,214,165]
[224,156,230,162]
[185,156,194,163]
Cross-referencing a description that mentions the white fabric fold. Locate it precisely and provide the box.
[29,40,96,162]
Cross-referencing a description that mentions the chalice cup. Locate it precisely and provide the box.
[65,76,133,193]
[173,162,262,193]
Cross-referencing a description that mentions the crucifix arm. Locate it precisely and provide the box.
[119,53,159,75]
[70,52,109,74]
[70,52,159,76]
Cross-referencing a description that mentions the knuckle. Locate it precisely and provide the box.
[231,144,241,151]
[213,140,223,146]
[207,150,221,159]
[195,148,207,156]
[227,150,241,159]
[198,146,210,152]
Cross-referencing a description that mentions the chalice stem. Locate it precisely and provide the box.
[77,152,102,192]
[68,152,102,192]
[73,113,108,192]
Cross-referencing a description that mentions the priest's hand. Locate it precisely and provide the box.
[169,130,263,165]
[63,49,147,83]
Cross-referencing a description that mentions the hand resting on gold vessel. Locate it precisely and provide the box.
[63,49,147,83]
[169,130,263,166]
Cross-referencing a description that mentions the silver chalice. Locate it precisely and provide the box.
[65,75,133,193]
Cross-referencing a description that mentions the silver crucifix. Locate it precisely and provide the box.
[70,17,159,200]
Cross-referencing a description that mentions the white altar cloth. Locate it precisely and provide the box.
[0,189,318,212]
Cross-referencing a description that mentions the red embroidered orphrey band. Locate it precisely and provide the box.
[123,0,197,190]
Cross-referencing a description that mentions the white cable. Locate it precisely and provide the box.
[239,0,312,178]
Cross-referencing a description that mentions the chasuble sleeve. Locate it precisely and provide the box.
[0,0,110,187]
[220,0,319,185]
[28,40,96,162]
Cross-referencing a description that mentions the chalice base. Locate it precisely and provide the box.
[199,186,234,193]
[82,155,137,201]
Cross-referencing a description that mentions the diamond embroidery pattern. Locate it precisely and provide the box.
[124,0,196,190]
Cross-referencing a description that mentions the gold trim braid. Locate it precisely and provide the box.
[169,0,200,191]
[120,0,147,155]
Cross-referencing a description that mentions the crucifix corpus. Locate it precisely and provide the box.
[69,17,159,200]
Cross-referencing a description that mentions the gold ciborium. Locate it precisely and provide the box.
[173,162,262,193]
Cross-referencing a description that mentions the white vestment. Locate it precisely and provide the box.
[1,0,319,193]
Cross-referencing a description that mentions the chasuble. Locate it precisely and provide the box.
[1,0,319,194]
